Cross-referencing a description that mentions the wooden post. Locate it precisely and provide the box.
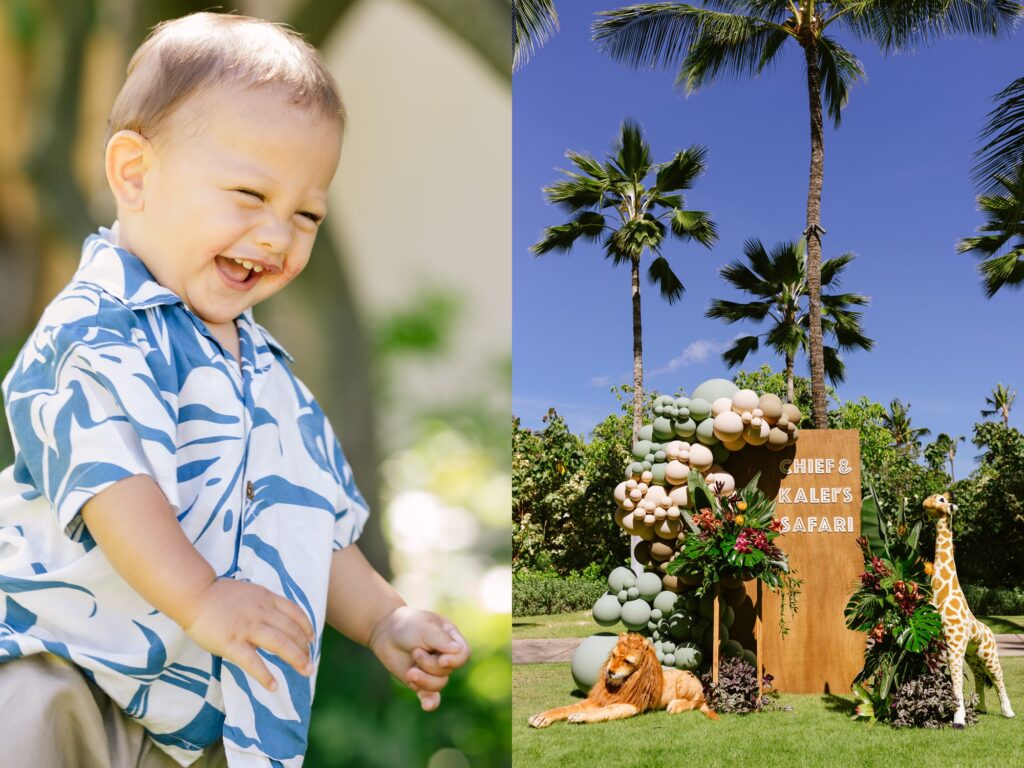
[712,581,721,684]
[756,579,763,702]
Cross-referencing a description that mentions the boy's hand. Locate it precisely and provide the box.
[367,606,469,711]
[182,579,316,692]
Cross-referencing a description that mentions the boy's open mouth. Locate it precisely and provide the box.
[215,255,262,287]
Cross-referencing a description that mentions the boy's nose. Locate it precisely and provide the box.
[255,218,292,255]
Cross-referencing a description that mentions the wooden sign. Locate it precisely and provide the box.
[724,429,864,694]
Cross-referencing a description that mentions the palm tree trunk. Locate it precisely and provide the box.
[948,450,956,484]
[632,255,643,442]
[1003,407,1009,428]
[785,351,795,405]
[801,38,827,429]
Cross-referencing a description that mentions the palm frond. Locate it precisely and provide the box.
[677,11,794,93]
[821,251,856,286]
[816,35,866,127]
[977,248,1024,296]
[654,144,709,192]
[720,254,774,297]
[822,344,847,385]
[706,298,772,323]
[974,76,1024,193]
[722,334,762,368]
[513,0,560,72]
[615,118,654,179]
[531,212,607,255]
[648,255,686,303]
[669,209,719,246]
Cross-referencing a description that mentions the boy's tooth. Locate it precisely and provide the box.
[252,265,263,273]
[242,260,254,270]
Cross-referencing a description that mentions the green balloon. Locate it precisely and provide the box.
[636,572,663,600]
[691,378,739,404]
[674,397,691,411]
[592,594,622,626]
[626,586,640,599]
[688,398,712,422]
[663,653,676,667]
[652,417,675,441]
[617,590,628,603]
[650,608,663,621]
[698,594,716,618]
[718,623,730,644]
[742,649,758,669]
[650,463,667,485]
[653,590,678,614]
[684,597,699,613]
[628,462,644,476]
[621,599,652,630]
[673,418,697,438]
[722,605,735,629]
[661,641,676,654]
[633,440,653,461]
[723,640,744,658]
[571,633,619,691]
[695,417,720,446]
[608,567,634,592]
[711,442,732,463]
[668,614,694,641]
[638,424,654,441]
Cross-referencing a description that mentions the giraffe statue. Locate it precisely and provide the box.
[923,492,1014,728]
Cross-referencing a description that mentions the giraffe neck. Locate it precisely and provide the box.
[932,516,963,613]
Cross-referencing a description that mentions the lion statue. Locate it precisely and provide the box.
[528,632,719,727]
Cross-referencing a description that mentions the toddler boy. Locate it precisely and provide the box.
[0,12,468,768]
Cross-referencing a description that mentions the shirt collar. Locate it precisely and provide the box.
[78,227,295,363]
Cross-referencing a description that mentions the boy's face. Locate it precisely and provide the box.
[129,83,342,327]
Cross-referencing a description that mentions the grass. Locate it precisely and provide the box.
[513,612,1024,640]
[513,658,1024,768]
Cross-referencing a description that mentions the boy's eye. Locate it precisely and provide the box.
[233,188,264,201]
[299,211,323,225]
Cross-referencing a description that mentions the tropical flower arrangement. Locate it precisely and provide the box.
[666,470,800,632]
[845,491,946,724]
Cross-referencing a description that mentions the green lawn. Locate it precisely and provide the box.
[513,658,1024,768]
[513,612,1024,640]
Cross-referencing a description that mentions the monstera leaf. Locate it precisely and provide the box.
[896,604,943,653]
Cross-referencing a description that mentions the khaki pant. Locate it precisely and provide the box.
[0,654,227,768]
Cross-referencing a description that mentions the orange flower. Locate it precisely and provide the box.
[734,514,745,526]
[924,561,934,576]
[736,500,748,512]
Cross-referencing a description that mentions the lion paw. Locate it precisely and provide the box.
[528,714,552,729]
[567,713,589,724]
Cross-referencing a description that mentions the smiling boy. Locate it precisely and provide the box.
[0,13,467,768]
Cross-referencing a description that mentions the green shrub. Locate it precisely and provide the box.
[889,669,979,729]
[963,584,1024,615]
[512,571,607,616]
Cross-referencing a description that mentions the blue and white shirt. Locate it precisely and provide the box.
[0,229,369,767]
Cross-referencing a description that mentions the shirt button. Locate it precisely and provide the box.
[246,481,255,501]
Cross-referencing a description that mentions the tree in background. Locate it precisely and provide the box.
[706,238,872,404]
[973,76,1024,191]
[957,165,1024,296]
[924,433,965,483]
[881,399,931,456]
[532,119,718,440]
[593,0,1022,429]
[981,382,1017,427]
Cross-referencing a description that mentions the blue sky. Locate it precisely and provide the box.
[513,2,1023,479]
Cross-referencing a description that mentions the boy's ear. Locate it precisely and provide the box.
[105,130,149,212]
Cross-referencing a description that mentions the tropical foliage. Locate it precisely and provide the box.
[957,165,1024,296]
[533,119,718,437]
[846,492,945,724]
[513,0,559,71]
[973,76,1024,192]
[707,238,872,404]
[666,471,800,631]
[880,398,931,456]
[924,433,964,483]
[592,0,1020,428]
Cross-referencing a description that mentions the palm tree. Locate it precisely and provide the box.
[532,118,718,439]
[706,238,872,405]
[592,1,1022,428]
[513,0,560,71]
[881,399,930,455]
[957,164,1024,297]
[925,433,965,483]
[981,383,1017,427]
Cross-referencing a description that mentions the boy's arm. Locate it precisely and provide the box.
[326,545,469,710]
[81,474,315,690]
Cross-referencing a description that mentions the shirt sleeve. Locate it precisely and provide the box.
[3,319,179,541]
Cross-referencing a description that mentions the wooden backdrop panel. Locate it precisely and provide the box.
[724,429,864,694]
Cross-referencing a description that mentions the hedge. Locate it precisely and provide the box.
[512,572,607,616]
[963,584,1024,615]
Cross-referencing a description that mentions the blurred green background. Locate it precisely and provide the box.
[0,1,511,766]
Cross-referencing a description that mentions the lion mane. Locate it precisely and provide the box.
[589,632,663,711]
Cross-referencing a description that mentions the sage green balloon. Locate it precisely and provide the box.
[723,640,744,658]
[608,567,635,592]
[691,378,739,404]
[592,594,623,627]
[661,641,676,654]
[668,613,694,640]
[673,418,697,438]
[722,604,735,629]
[653,590,678,614]
[653,417,675,441]
[684,597,699,613]
[626,586,640,600]
[688,398,712,422]
[650,463,667,485]
[638,424,654,441]
[632,440,653,461]
[620,599,652,630]
[571,633,619,691]
[617,590,628,603]
[663,653,676,666]
[628,462,644,476]
[636,571,663,600]
[695,417,720,446]
[742,649,758,669]
[650,608,663,621]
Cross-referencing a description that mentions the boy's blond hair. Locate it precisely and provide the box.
[106,12,344,147]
